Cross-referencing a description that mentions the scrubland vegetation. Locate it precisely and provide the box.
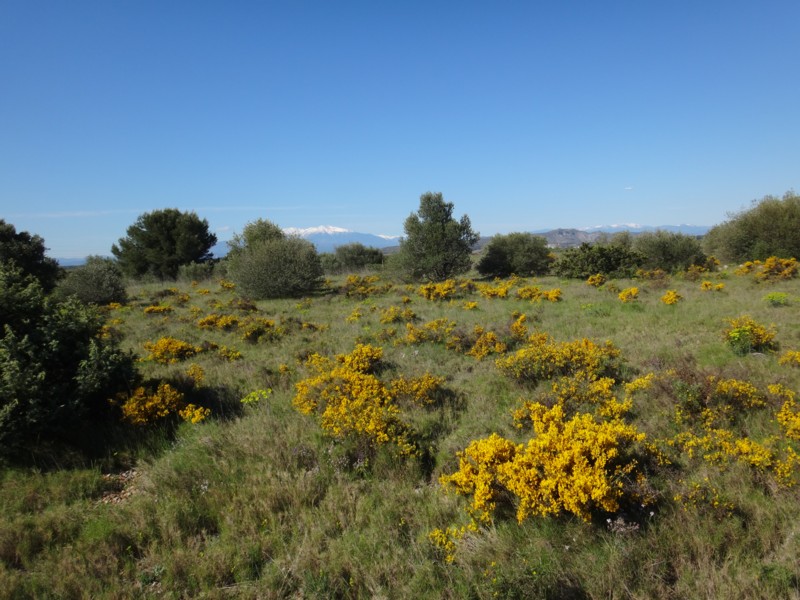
[2,191,800,598]
[2,263,800,598]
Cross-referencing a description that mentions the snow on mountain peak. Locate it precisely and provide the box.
[283,225,351,236]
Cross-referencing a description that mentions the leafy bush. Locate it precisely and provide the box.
[632,230,707,272]
[0,263,135,457]
[704,190,800,262]
[333,242,384,272]
[227,236,323,299]
[553,243,643,278]
[723,315,777,355]
[476,232,552,277]
[57,256,127,305]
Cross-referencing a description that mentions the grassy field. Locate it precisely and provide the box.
[2,268,800,599]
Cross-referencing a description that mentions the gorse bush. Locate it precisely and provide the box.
[723,315,777,355]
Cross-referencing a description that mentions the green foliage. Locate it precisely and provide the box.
[397,192,479,281]
[554,242,643,278]
[0,262,135,457]
[226,220,323,299]
[57,257,127,305]
[226,218,285,257]
[0,220,61,292]
[111,209,217,280]
[476,232,552,277]
[177,260,217,282]
[632,230,707,272]
[335,242,384,271]
[704,191,800,262]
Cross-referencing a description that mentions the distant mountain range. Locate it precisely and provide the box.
[56,224,711,265]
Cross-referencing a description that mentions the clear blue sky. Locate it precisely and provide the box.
[1,1,798,258]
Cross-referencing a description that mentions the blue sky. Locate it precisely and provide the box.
[1,1,798,258]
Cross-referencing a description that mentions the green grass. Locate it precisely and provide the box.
[2,269,800,598]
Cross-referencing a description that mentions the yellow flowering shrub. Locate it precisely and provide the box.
[345,307,362,323]
[710,377,766,409]
[586,273,606,287]
[462,301,479,310]
[293,345,416,455]
[239,317,284,343]
[496,333,620,384]
[541,288,562,302]
[515,285,541,301]
[380,306,416,324]
[143,304,173,315]
[117,383,208,425]
[428,522,478,564]
[635,269,669,282]
[700,280,725,292]
[736,257,798,281]
[618,287,639,303]
[402,318,457,345]
[196,313,240,330]
[440,405,649,524]
[477,278,517,299]
[674,478,735,519]
[216,345,242,361]
[773,384,800,441]
[660,290,682,305]
[143,337,202,363]
[341,275,392,298]
[778,350,800,367]
[185,364,205,385]
[466,327,507,360]
[179,404,211,424]
[509,313,528,340]
[417,279,457,301]
[219,279,236,290]
[390,373,446,407]
[684,264,707,281]
[723,315,777,355]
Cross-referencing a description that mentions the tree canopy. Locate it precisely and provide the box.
[704,191,800,262]
[0,219,60,292]
[112,209,217,280]
[398,192,479,281]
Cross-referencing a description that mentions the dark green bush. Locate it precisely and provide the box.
[0,263,135,458]
[553,243,643,279]
[476,233,552,277]
[632,231,706,272]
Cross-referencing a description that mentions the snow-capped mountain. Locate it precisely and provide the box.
[282,226,401,253]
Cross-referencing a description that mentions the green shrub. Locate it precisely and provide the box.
[0,262,135,458]
[57,256,127,305]
[553,243,643,278]
[227,237,323,299]
[476,233,552,277]
[632,230,707,272]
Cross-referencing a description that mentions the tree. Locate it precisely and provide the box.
[0,220,60,292]
[398,192,479,281]
[112,209,217,280]
[476,232,552,278]
[704,191,800,262]
[632,231,706,272]
[57,256,127,305]
[226,219,323,299]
